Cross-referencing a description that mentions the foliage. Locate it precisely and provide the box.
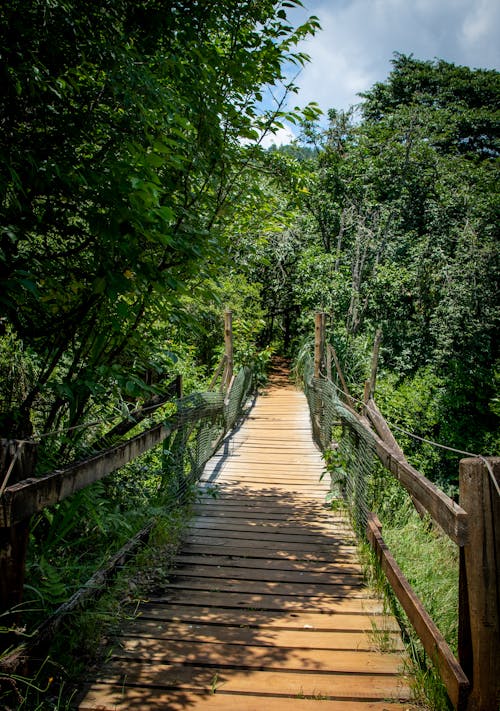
[0,0,320,448]
[255,54,499,481]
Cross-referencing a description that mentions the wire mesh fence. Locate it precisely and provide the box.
[162,366,254,506]
[300,352,376,536]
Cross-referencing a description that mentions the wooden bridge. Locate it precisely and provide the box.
[79,364,412,710]
[1,315,498,710]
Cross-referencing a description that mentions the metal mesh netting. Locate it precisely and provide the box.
[301,353,376,535]
[162,367,253,504]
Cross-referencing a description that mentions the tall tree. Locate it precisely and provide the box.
[0,0,320,446]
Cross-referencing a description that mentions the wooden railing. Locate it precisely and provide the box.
[0,313,240,648]
[311,312,499,711]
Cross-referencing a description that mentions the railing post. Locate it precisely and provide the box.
[0,439,38,614]
[458,456,500,711]
[224,310,234,389]
[314,312,326,379]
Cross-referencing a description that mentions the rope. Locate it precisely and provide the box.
[301,352,499,537]
[324,369,498,495]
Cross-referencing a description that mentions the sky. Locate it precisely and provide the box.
[264,0,500,145]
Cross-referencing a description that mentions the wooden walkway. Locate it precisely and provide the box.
[79,368,413,710]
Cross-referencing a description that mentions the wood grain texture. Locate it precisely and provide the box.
[78,367,414,710]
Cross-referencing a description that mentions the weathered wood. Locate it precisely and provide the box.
[137,603,400,631]
[314,311,326,378]
[458,457,500,711]
[209,354,227,390]
[366,425,468,546]
[125,618,401,651]
[0,439,37,613]
[90,663,411,702]
[78,370,410,710]
[223,310,233,389]
[0,399,223,528]
[149,589,383,614]
[366,398,428,519]
[81,687,412,711]
[310,376,467,544]
[326,338,332,380]
[363,378,371,410]
[366,512,469,709]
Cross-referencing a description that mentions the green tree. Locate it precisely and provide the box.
[0,1,320,451]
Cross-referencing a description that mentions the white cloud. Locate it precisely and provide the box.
[260,126,297,148]
[284,0,500,116]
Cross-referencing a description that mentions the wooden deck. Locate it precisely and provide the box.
[79,368,414,710]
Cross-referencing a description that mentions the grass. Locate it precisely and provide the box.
[384,509,459,654]
[358,495,458,711]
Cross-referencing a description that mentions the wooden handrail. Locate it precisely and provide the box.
[306,314,498,709]
[0,398,224,529]
[310,379,468,545]
[367,513,470,709]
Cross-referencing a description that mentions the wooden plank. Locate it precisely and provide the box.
[190,505,343,521]
[115,638,404,674]
[179,543,359,562]
[168,563,363,586]
[122,620,403,651]
[80,686,413,710]
[187,520,353,539]
[184,534,356,552]
[163,577,372,598]
[93,662,411,700]
[366,512,469,709]
[136,604,400,631]
[147,590,386,613]
[173,554,362,573]
[0,399,223,527]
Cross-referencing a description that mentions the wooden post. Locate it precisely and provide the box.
[458,457,500,711]
[314,312,326,379]
[224,310,233,389]
[368,328,382,399]
[326,342,332,381]
[363,379,371,411]
[0,439,37,614]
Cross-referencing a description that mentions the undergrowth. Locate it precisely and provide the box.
[324,451,458,710]
[1,492,193,710]
[359,480,458,710]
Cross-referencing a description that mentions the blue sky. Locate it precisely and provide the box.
[264,0,500,145]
